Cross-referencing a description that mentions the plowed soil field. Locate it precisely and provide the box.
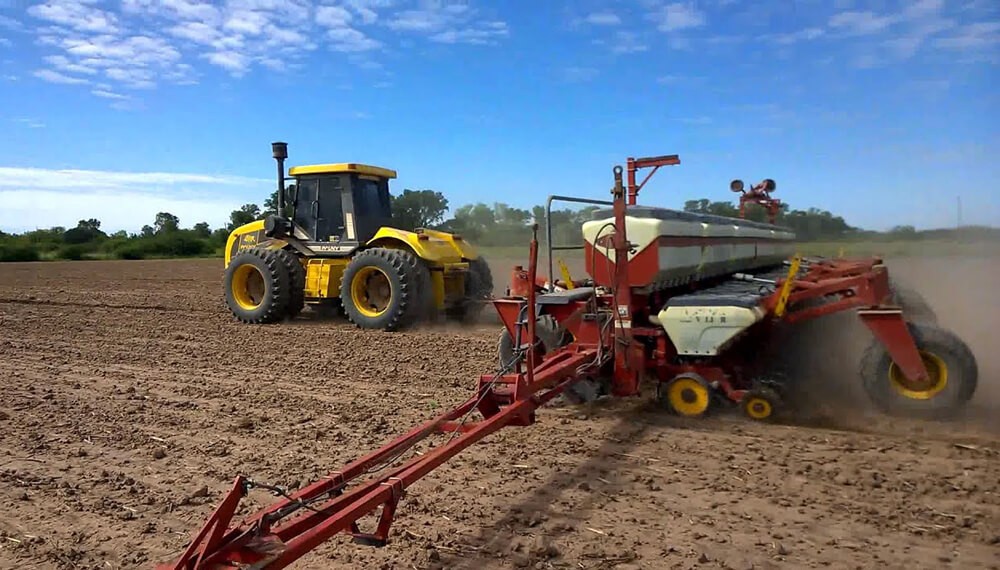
[1,256,998,570]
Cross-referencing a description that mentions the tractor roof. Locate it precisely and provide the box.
[288,163,397,179]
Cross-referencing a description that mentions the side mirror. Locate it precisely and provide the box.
[284,183,297,203]
[730,179,744,193]
[762,179,776,192]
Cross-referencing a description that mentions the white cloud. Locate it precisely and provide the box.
[387,1,508,47]
[91,88,130,100]
[12,118,46,128]
[28,0,119,34]
[829,11,896,35]
[584,12,621,26]
[24,0,506,97]
[904,0,944,19]
[34,68,89,84]
[317,5,354,27]
[656,74,704,85]
[935,21,1000,51]
[0,190,241,234]
[327,27,382,52]
[0,14,24,31]
[651,3,706,32]
[44,54,98,75]
[0,167,271,233]
[430,21,508,45]
[224,10,270,35]
[204,50,250,74]
[169,21,220,45]
[772,28,825,45]
[608,30,648,54]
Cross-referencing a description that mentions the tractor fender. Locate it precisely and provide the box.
[224,220,287,267]
[367,228,470,267]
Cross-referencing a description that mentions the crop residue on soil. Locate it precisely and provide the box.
[0,257,998,570]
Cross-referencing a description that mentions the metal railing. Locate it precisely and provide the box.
[544,194,614,292]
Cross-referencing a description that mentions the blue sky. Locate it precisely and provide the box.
[0,0,997,234]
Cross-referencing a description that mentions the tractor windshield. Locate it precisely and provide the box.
[353,177,392,219]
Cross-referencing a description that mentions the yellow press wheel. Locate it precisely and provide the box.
[223,248,292,324]
[741,387,782,422]
[661,375,712,417]
[860,322,978,419]
[340,247,429,331]
[887,351,948,400]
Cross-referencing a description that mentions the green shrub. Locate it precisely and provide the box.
[0,243,41,262]
[56,244,87,260]
[113,242,147,260]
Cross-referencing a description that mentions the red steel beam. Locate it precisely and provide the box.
[625,154,680,205]
[158,345,598,570]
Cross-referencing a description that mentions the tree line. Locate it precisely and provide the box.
[2,187,993,262]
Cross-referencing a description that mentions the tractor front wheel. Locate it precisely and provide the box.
[860,322,977,419]
[223,248,292,324]
[273,247,306,318]
[340,248,424,331]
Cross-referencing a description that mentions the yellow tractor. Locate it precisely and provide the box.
[222,142,492,330]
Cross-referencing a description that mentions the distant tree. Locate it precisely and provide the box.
[192,222,212,238]
[888,225,916,237]
[63,219,107,244]
[154,212,180,234]
[228,204,261,230]
[79,218,101,231]
[141,225,155,238]
[390,189,449,230]
[211,227,230,244]
[110,230,128,239]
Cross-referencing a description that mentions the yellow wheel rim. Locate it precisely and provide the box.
[745,397,772,420]
[667,377,710,416]
[350,266,392,318]
[232,264,265,311]
[889,351,948,400]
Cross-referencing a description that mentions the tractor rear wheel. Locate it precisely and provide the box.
[340,247,424,331]
[223,248,292,324]
[860,322,977,419]
[273,248,306,318]
[451,256,494,322]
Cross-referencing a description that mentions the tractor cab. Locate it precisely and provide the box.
[285,163,396,247]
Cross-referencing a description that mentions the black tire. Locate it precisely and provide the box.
[223,248,292,324]
[273,248,306,318]
[889,283,937,324]
[340,247,423,331]
[451,256,494,322]
[740,387,782,422]
[399,248,435,321]
[860,322,978,419]
[497,314,566,370]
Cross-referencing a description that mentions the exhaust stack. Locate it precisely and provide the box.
[271,141,288,214]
